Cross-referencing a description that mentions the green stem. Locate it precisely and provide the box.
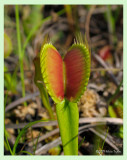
[15,5,26,106]
[106,5,117,45]
[39,88,54,119]
[56,99,79,155]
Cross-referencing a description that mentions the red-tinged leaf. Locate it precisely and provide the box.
[64,44,91,102]
[99,46,111,60]
[40,44,64,103]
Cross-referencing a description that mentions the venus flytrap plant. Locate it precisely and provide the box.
[40,37,91,155]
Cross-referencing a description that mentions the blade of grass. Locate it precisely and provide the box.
[4,140,9,151]
[16,120,24,143]
[12,119,51,155]
[15,5,26,106]
[101,127,109,150]
[33,130,41,155]
[106,5,117,45]
[96,127,109,155]
[4,126,13,155]
[19,150,33,155]
[78,136,85,149]
[4,90,13,154]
